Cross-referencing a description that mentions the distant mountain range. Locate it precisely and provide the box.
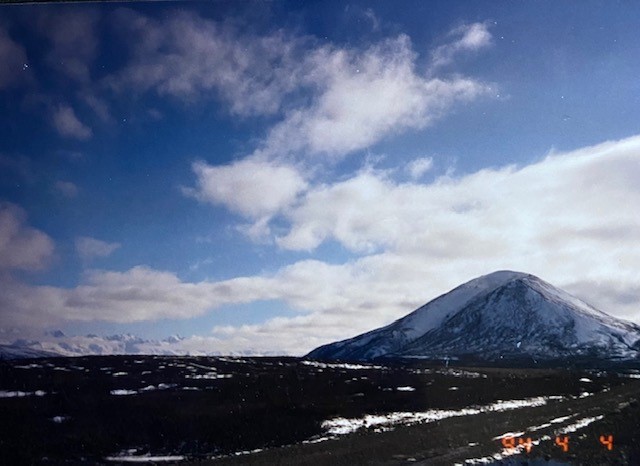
[0,333,185,360]
[0,332,275,360]
[307,271,640,365]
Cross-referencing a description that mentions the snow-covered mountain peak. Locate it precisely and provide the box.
[395,270,535,338]
[468,269,532,287]
[307,271,640,364]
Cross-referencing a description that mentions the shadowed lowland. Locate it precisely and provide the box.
[1,355,640,464]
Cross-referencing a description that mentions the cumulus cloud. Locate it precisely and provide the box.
[52,104,92,140]
[0,202,54,271]
[278,136,640,259]
[75,236,120,261]
[0,26,28,89]
[430,22,493,69]
[185,159,308,220]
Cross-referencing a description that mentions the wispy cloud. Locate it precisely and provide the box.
[108,9,307,117]
[430,22,493,69]
[406,157,434,180]
[0,26,29,89]
[258,35,491,160]
[36,10,99,83]
[110,10,492,162]
[75,236,120,261]
[54,180,79,198]
[52,104,92,140]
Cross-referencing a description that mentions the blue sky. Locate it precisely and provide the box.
[1,1,639,354]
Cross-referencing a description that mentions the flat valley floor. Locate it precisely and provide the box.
[1,356,639,465]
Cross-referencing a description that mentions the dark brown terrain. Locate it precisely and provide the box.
[0,356,638,465]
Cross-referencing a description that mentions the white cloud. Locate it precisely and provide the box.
[0,202,54,271]
[75,236,120,261]
[175,21,492,238]
[260,35,491,159]
[276,170,396,252]
[185,159,308,220]
[0,265,275,328]
[431,22,493,69]
[406,157,434,179]
[108,9,306,116]
[364,8,380,32]
[54,180,79,198]
[110,11,491,161]
[52,104,92,140]
[278,136,640,260]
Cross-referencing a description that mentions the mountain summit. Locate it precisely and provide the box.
[306,271,640,364]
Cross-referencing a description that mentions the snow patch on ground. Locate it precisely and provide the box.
[321,396,562,436]
[110,389,137,396]
[0,390,47,398]
[437,369,487,378]
[105,454,185,462]
[528,414,576,431]
[301,360,386,370]
[492,431,525,440]
[111,383,177,396]
[558,415,604,433]
[396,386,416,392]
[185,372,232,380]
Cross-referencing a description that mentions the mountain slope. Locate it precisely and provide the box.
[306,271,640,363]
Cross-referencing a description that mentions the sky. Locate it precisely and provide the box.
[0,0,639,355]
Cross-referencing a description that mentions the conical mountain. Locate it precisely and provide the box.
[306,271,640,364]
